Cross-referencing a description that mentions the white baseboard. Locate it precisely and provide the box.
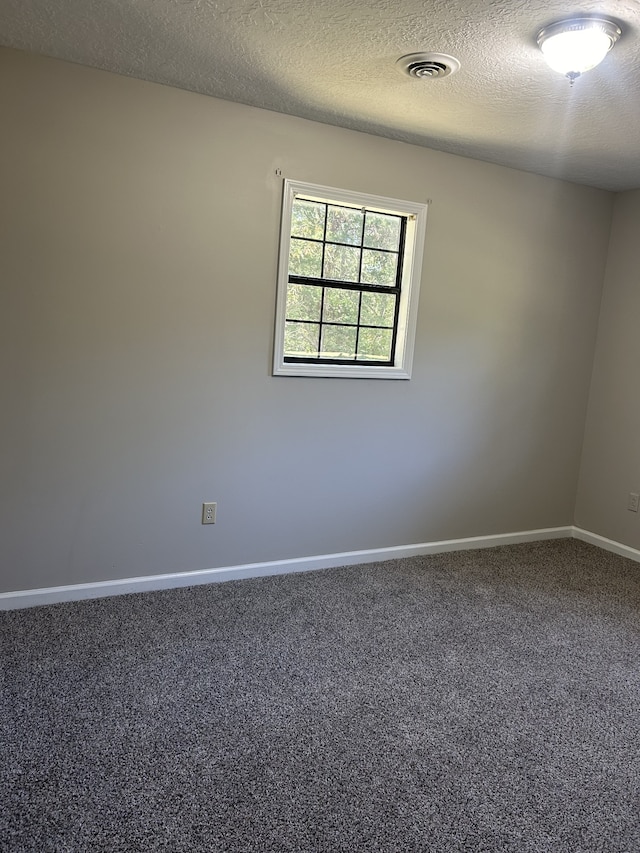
[572,526,640,563]
[5,526,637,612]
[0,526,573,610]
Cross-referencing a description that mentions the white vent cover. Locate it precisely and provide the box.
[396,52,461,80]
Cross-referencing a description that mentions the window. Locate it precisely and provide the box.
[273,180,428,379]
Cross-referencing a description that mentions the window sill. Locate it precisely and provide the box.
[273,362,412,379]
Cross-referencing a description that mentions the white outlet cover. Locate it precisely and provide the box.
[202,502,217,524]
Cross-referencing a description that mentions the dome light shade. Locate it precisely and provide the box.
[537,18,621,80]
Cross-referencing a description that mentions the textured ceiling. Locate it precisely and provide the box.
[2,0,639,191]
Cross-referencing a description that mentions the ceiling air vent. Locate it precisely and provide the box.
[396,52,461,80]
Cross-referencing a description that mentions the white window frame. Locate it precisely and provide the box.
[273,179,428,379]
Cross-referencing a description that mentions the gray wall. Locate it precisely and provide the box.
[576,189,640,549]
[1,48,613,593]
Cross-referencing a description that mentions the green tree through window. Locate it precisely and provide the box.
[284,198,404,363]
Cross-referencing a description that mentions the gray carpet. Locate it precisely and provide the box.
[1,539,639,852]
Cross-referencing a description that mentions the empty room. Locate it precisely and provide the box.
[1,0,639,850]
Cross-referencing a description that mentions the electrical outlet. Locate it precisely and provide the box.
[202,502,217,524]
[628,493,639,513]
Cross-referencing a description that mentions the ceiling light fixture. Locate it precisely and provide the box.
[537,17,622,83]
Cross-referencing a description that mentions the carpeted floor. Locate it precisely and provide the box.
[1,539,639,852]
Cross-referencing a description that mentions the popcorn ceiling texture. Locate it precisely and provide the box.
[1,0,639,190]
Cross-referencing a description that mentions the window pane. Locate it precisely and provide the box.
[286,283,322,322]
[324,244,360,282]
[356,327,393,361]
[363,212,402,251]
[284,321,320,357]
[291,199,325,240]
[320,325,357,360]
[326,205,363,245]
[289,238,323,278]
[360,292,396,327]
[323,288,359,325]
[361,249,397,286]
[276,180,427,377]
